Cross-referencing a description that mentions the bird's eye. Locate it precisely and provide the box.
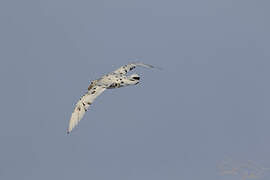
[133,76,140,80]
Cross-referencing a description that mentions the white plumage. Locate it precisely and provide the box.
[67,62,155,134]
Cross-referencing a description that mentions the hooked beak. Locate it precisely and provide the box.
[133,76,140,80]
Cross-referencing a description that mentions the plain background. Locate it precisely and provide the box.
[0,0,270,179]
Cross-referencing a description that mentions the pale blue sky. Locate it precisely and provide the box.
[0,0,270,179]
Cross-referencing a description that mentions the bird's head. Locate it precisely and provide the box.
[130,73,140,80]
[129,74,140,85]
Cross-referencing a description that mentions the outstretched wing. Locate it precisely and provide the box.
[112,62,154,75]
[67,85,106,134]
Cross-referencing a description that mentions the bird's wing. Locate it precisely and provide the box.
[67,85,106,134]
[112,62,154,75]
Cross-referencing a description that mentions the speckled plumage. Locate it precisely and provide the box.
[67,62,155,134]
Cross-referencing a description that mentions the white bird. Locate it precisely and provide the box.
[67,62,156,134]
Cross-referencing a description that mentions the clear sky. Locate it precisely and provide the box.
[0,0,270,179]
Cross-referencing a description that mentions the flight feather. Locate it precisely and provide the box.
[67,85,106,134]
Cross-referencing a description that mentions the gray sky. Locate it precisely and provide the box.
[0,0,270,179]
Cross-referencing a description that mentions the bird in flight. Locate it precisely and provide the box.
[67,62,156,134]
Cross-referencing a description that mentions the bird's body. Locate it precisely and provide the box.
[67,62,155,134]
